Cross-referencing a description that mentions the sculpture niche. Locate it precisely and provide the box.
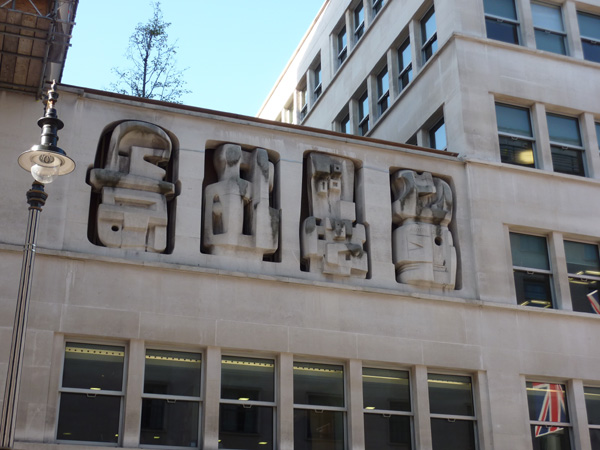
[391,170,456,289]
[301,152,368,277]
[88,121,176,253]
[203,144,279,260]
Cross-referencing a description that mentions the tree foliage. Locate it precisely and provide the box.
[110,2,190,103]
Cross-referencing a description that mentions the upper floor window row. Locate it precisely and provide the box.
[495,103,597,178]
[510,232,600,314]
[484,0,600,63]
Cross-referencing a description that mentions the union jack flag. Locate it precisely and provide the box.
[532,383,567,437]
[586,290,600,314]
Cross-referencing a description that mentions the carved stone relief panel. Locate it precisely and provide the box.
[301,152,368,277]
[88,121,177,253]
[203,143,279,260]
[391,170,456,289]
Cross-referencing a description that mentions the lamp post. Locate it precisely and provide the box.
[0,81,75,449]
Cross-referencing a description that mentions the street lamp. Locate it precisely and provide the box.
[0,81,75,449]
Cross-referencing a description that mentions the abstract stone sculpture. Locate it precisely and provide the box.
[301,152,368,277]
[88,121,175,253]
[203,144,279,259]
[391,170,456,289]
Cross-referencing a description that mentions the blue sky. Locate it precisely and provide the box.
[62,0,325,116]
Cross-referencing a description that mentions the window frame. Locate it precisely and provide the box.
[584,385,600,444]
[531,2,567,55]
[495,103,537,168]
[483,0,520,45]
[398,37,413,92]
[139,348,203,448]
[510,232,555,309]
[577,11,600,63]
[354,2,365,42]
[219,355,276,450]
[420,6,437,63]
[362,367,413,450]
[546,113,586,177]
[313,63,322,102]
[293,361,347,450]
[429,117,446,151]
[358,90,370,136]
[376,66,389,117]
[56,341,127,445]
[526,381,573,449]
[337,26,348,66]
[563,240,600,314]
[428,373,478,450]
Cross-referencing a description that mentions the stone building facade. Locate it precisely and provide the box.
[0,0,600,450]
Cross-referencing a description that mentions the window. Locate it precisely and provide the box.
[577,12,600,63]
[299,86,308,121]
[398,38,413,91]
[596,122,600,150]
[484,0,520,44]
[510,233,554,308]
[377,67,389,116]
[584,386,600,448]
[564,241,600,314]
[337,26,348,66]
[495,103,536,167]
[340,113,351,134]
[421,7,437,63]
[363,368,412,450]
[294,362,346,450]
[57,343,125,444]
[358,90,370,136]
[547,113,585,176]
[140,349,202,447]
[314,64,322,101]
[429,117,446,150]
[526,382,572,450]
[532,2,567,55]
[373,0,384,16]
[428,374,477,450]
[354,3,365,41]
[220,356,275,450]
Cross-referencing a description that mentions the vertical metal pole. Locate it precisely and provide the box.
[0,182,47,450]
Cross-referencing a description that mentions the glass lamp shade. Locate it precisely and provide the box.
[18,147,75,184]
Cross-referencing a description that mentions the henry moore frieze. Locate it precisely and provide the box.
[391,170,456,289]
[88,121,177,253]
[301,152,368,277]
[203,143,279,260]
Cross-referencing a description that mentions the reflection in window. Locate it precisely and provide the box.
[532,2,567,55]
[377,67,389,116]
[547,113,585,176]
[354,3,365,42]
[484,0,520,44]
[526,382,572,450]
[564,241,600,314]
[140,349,202,447]
[428,374,477,450]
[358,90,370,136]
[577,12,600,63]
[429,117,446,150]
[220,356,275,450]
[510,233,554,308]
[363,368,412,450]
[421,7,437,63]
[495,103,536,168]
[584,386,600,448]
[337,26,348,66]
[57,343,125,443]
[294,362,345,450]
[398,38,413,92]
